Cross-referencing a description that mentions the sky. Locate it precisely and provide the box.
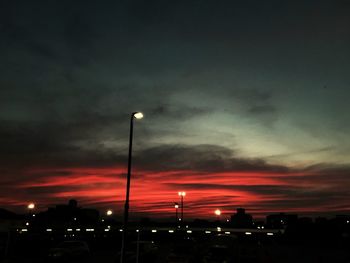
[1,0,350,219]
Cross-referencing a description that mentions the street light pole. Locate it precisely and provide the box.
[178,192,186,224]
[174,203,179,223]
[120,112,143,263]
[27,203,35,220]
[215,209,221,222]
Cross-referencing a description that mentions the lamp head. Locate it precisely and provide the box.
[133,112,143,119]
[28,203,35,209]
[106,210,113,216]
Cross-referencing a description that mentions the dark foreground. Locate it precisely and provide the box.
[2,229,350,263]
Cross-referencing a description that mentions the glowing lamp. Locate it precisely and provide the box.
[106,210,113,216]
[133,112,143,119]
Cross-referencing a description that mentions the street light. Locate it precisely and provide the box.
[215,209,221,222]
[27,203,35,219]
[178,191,186,223]
[120,112,143,263]
[174,203,179,223]
[214,209,221,216]
[106,210,113,216]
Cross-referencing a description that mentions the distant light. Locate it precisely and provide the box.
[104,229,110,232]
[174,204,179,209]
[226,219,230,222]
[133,112,144,119]
[185,225,189,228]
[67,229,73,232]
[107,225,111,229]
[119,229,123,232]
[245,232,252,235]
[225,232,231,234]
[73,217,77,221]
[168,230,174,233]
[32,214,35,217]
[136,229,139,232]
[46,229,52,232]
[215,209,221,216]
[187,230,192,233]
[257,226,261,229]
[267,232,274,236]
[205,231,211,234]
[25,222,29,226]
[152,229,157,233]
[178,191,186,197]
[86,228,94,232]
[261,226,264,229]
[101,219,104,222]
[76,229,81,232]
[178,218,182,221]
[347,220,349,224]
[217,227,222,232]
[28,203,35,209]
[21,229,28,232]
[106,210,113,216]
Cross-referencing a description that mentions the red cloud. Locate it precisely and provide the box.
[3,165,350,218]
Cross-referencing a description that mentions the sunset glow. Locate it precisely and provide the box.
[1,164,348,219]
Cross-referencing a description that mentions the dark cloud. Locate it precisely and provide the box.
[149,104,212,120]
[134,144,291,173]
[0,119,128,169]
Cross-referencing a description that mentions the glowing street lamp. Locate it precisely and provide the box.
[214,209,221,216]
[174,203,179,223]
[215,209,222,222]
[178,191,186,223]
[106,210,113,216]
[133,112,143,119]
[26,203,36,221]
[120,112,143,263]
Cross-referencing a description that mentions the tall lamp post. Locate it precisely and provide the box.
[27,203,35,219]
[215,209,221,222]
[120,112,143,263]
[178,191,186,223]
[174,203,179,223]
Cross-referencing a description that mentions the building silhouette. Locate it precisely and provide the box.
[32,199,99,228]
[230,208,253,228]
